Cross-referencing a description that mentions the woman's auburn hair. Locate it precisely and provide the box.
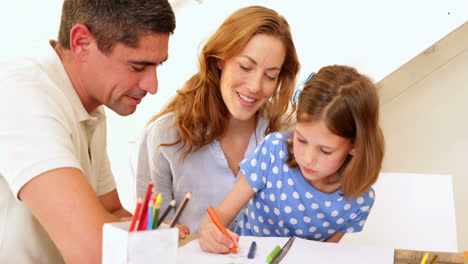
[148,5,300,160]
[286,65,385,199]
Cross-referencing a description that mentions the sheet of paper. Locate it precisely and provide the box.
[177,236,394,264]
[341,173,458,252]
[282,237,394,264]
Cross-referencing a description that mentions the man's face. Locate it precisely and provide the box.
[83,32,170,116]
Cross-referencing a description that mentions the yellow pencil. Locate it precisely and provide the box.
[420,252,429,264]
[151,190,158,217]
[152,193,162,229]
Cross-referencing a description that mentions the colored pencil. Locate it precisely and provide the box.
[128,197,143,232]
[247,241,257,259]
[420,252,429,264]
[266,245,281,263]
[158,199,176,227]
[147,200,154,231]
[137,183,154,230]
[206,205,237,254]
[169,192,192,228]
[149,191,157,217]
[152,193,162,229]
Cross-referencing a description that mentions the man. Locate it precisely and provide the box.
[0,0,175,263]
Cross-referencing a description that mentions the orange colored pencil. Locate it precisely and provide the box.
[129,197,143,232]
[206,206,237,254]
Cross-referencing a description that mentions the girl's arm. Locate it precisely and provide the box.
[198,174,255,254]
[324,231,345,243]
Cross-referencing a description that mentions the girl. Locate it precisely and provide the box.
[198,65,385,253]
[133,5,300,236]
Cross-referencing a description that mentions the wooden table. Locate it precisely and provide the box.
[179,234,465,264]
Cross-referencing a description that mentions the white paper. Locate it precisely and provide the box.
[102,221,178,264]
[177,236,394,264]
[341,173,458,252]
[283,237,394,264]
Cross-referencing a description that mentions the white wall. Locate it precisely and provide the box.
[378,22,468,251]
[2,0,467,251]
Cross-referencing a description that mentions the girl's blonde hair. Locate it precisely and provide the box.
[286,65,384,199]
[148,5,300,160]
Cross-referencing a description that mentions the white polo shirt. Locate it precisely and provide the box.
[0,41,116,263]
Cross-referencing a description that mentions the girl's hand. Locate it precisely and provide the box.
[198,175,253,253]
[198,221,239,254]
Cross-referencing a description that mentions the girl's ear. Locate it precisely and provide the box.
[217,59,224,70]
[349,147,356,156]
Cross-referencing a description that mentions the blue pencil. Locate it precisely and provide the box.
[147,200,154,231]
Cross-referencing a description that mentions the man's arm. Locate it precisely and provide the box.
[98,188,131,219]
[19,167,128,264]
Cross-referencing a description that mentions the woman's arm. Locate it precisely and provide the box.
[198,174,255,253]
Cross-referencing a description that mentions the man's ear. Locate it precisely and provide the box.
[216,59,224,70]
[69,24,94,61]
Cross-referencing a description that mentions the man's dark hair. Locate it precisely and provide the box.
[57,0,176,54]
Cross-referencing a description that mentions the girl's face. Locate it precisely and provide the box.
[217,34,285,123]
[293,119,355,187]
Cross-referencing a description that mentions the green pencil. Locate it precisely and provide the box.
[157,199,176,227]
[266,245,281,263]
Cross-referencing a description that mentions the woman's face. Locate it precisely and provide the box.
[218,34,286,122]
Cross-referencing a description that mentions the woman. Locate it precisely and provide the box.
[133,5,300,235]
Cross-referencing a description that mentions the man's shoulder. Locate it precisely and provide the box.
[0,57,42,84]
[0,61,79,137]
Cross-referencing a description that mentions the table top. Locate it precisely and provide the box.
[179,234,465,264]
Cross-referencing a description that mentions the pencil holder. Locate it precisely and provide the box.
[102,221,178,264]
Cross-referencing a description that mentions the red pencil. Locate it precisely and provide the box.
[137,182,154,230]
[129,197,143,232]
[207,206,237,254]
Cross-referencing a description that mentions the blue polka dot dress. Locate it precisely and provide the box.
[234,132,375,241]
